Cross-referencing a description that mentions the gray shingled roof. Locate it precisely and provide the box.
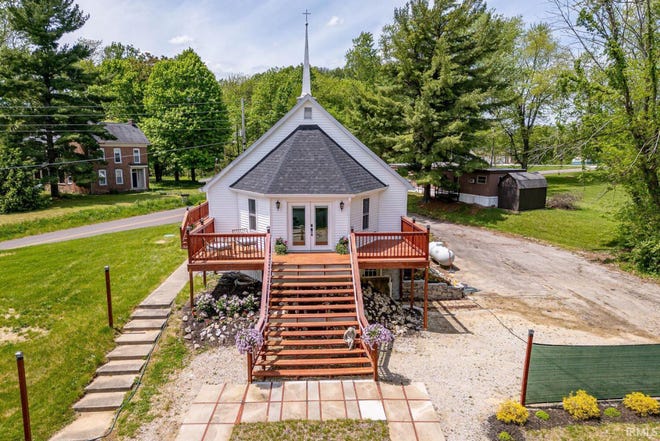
[504,172,547,189]
[95,122,149,144]
[231,125,387,195]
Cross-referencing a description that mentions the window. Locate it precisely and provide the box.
[133,148,140,163]
[248,198,257,230]
[304,107,312,119]
[363,269,379,277]
[98,169,107,186]
[115,169,124,185]
[477,175,487,184]
[114,148,121,163]
[362,198,370,230]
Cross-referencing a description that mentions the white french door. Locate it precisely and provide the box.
[289,203,331,251]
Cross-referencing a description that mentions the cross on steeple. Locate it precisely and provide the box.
[302,9,311,25]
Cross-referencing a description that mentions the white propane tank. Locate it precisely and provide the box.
[429,242,455,266]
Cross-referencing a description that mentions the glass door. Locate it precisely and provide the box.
[291,205,307,250]
[313,205,328,248]
[289,203,332,251]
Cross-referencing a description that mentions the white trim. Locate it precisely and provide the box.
[113,148,121,163]
[115,169,124,185]
[230,186,387,200]
[98,169,107,186]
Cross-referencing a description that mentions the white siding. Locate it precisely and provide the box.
[350,194,382,233]
[234,195,269,232]
[333,200,350,243]
[270,199,287,242]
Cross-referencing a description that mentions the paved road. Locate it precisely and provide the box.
[0,207,187,250]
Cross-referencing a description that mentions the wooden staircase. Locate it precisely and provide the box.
[251,261,374,380]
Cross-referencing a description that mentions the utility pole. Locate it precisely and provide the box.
[241,97,246,153]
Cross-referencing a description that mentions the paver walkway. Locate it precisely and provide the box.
[176,380,444,441]
[50,260,189,441]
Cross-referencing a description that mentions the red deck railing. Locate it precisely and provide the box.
[353,218,429,261]
[187,229,268,263]
[180,201,209,248]
[349,234,378,381]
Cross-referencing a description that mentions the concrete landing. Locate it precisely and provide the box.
[50,411,115,441]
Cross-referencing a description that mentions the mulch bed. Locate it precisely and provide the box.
[487,402,660,440]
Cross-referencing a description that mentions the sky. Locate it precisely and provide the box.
[62,0,562,79]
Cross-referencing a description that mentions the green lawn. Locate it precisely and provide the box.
[0,225,186,441]
[409,173,626,252]
[0,178,206,242]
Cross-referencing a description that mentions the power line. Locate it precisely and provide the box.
[0,142,228,171]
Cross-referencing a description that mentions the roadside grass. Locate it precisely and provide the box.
[408,172,626,252]
[230,420,390,441]
[0,178,205,241]
[0,225,186,441]
[525,422,660,440]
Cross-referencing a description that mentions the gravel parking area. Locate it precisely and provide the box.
[130,222,660,441]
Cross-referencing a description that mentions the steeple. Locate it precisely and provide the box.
[300,10,312,98]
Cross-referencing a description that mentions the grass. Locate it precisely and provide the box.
[230,420,390,441]
[409,172,626,252]
[0,225,186,441]
[526,422,660,440]
[0,178,206,241]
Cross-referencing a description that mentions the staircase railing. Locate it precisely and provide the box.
[247,229,272,383]
[349,232,378,381]
[180,201,209,248]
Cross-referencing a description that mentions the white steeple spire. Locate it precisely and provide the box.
[300,10,312,98]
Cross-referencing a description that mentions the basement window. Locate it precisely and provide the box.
[304,107,312,119]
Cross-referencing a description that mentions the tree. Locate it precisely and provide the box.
[555,0,660,273]
[344,32,381,84]
[379,0,514,201]
[142,48,229,182]
[495,22,569,168]
[0,0,107,199]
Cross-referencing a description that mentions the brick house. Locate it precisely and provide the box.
[59,122,150,194]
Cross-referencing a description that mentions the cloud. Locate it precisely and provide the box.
[326,16,344,27]
[169,34,195,45]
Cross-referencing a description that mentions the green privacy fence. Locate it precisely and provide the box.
[524,342,660,404]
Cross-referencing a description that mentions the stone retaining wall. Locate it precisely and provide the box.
[402,280,466,300]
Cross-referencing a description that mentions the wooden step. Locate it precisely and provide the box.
[269,312,357,320]
[270,304,356,311]
[257,357,371,367]
[265,329,357,337]
[268,321,359,329]
[270,296,354,303]
[271,288,354,295]
[263,348,366,356]
[268,338,360,346]
[272,267,351,273]
[271,281,352,288]
[252,367,373,378]
[271,274,352,281]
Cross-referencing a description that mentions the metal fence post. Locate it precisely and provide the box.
[105,266,113,328]
[520,329,535,405]
[16,352,32,441]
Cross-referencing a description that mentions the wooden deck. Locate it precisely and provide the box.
[273,252,349,265]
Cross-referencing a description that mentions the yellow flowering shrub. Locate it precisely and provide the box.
[562,390,600,420]
[496,399,529,425]
[623,392,660,417]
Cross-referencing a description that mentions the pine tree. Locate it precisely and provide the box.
[379,0,514,201]
[0,0,107,199]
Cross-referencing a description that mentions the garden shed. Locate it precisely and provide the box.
[498,172,547,211]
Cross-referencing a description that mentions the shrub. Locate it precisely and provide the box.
[274,237,287,255]
[496,400,529,425]
[562,390,600,420]
[546,192,580,210]
[628,238,660,275]
[498,431,513,441]
[235,327,263,354]
[335,236,349,254]
[534,410,550,421]
[195,292,217,317]
[623,392,660,417]
[603,407,621,418]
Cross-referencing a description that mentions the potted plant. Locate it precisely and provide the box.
[335,236,349,254]
[274,237,287,255]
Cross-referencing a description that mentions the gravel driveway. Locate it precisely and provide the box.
[131,221,660,441]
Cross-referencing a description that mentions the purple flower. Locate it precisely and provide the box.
[362,323,394,349]
[235,327,264,354]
